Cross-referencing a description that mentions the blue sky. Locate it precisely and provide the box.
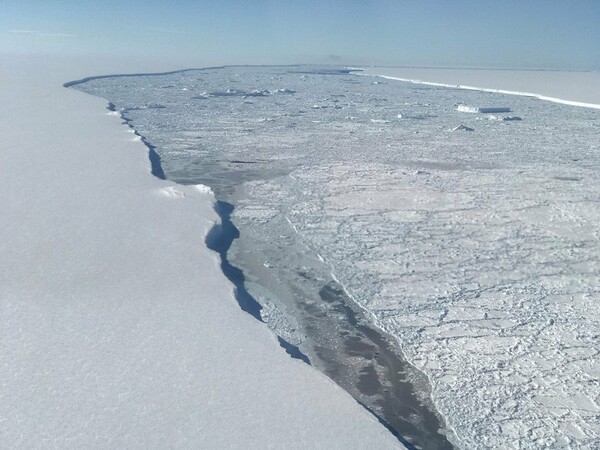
[2,0,599,69]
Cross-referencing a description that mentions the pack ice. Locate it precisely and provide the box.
[74,65,600,449]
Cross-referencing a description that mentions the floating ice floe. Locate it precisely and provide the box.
[244,90,270,98]
[398,113,437,120]
[457,104,510,113]
[270,88,296,95]
[488,115,522,121]
[450,124,474,131]
[209,88,244,97]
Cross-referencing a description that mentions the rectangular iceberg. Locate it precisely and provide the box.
[457,104,511,113]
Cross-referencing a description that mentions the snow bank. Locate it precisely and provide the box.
[362,67,600,110]
[0,55,401,449]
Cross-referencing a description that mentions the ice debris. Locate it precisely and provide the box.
[450,124,474,131]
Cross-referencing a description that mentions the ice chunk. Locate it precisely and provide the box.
[450,124,474,131]
[457,104,511,113]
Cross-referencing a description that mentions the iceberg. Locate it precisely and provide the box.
[457,104,510,113]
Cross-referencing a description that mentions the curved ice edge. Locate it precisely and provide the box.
[362,73,600,110]
[358,401,419,450]
[106,102,166,180]
[329,268,462,449]
[100,94,314,366]
[204,200,311,365]
[63,69,422,446]
[200,188,430,447]
[105,97,314,366]
[62,64,313,88]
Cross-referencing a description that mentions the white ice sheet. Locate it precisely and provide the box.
[0,55,401,449]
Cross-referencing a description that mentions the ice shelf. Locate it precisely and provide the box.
[1,58,403,450]
[72,65,600,449]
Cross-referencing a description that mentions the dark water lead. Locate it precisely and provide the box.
[108,98,312,366]
[314,282,454,449]
[205,200,310,364]
[87,91,454,449]
[205,200,454,449]
[106,102,166,180]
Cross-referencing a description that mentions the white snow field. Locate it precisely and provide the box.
[0,56,403,449]
[73,66,600,449]
[363,67,600,110]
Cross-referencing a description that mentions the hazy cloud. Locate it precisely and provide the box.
[7,30,75,37]
[38,33,75,37]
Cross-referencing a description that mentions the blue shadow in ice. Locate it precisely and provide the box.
[205,200,311,365]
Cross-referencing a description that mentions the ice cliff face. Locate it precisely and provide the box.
[76,66,600,449]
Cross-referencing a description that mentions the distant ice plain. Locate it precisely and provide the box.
[363,67,600,109]
[75,65,600,449]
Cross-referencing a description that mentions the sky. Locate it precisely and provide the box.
[1,0,599,70]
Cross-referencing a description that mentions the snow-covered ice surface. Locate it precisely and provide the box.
[73,65,600,449]
[363,67,600,110]
[0,56,403,449]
